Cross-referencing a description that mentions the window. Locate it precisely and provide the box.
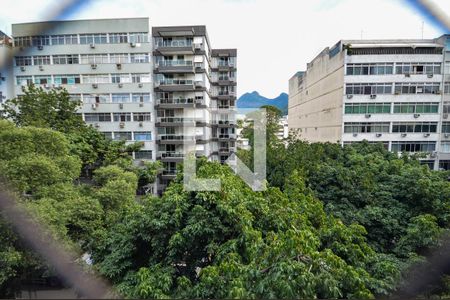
[111,93,130,103]
[33,56,51,65]
[53,74,80,85]
[129,32,149,43]
[344,103,391,114]
[84,113,112,122]
[393,102,439,114]
[16,76,33,85]
[53,54,79,64]
[394,82,440,94]
[69,94,81,101]
[442,122,450,133]
[113,113,131,122]
[134,131,152,141]
[345,83,392,95]
[82,74,109,84]
[113,131,132,141]
[102,132,113,140]
[131,73,151,83]
[346,63,394,75]
[14,36,31,47]
[132,93,151,103]
[80,54,109,64]
[83,94,110,104]
[111,73,131,83]
[34,75,52,85]
[392,122,437,133]
[130,53,149,63]
[31,36,50,46]
[79,33,107,44]
[395,62,441,75]
[134,150,152,160]
[51,34,78,45]
[133,112,152,122]
[441,142,450,153]
[110,53,129,63]
[109,33,128,43]
[391,141,436,152]
[15,56,33,66]
[344,122,390,133]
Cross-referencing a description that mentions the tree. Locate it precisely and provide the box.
[91,160,399,299]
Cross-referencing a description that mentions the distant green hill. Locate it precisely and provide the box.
[237,91,288,115]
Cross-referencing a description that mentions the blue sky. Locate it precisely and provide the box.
[0,0,449,98]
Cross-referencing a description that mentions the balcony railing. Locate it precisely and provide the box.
[157,135,195,141]
[162,169,178,176]
[156,98,195,105]
[157,117,195,124]
[218,134,236,139]
[156,79,194,86]
[157,60,193,67]
[159,152,185,159]
[156,40,193,48]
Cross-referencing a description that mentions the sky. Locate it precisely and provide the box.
[0,0,449,98]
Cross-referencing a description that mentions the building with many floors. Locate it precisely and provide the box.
[289,35,450,170]
[5,18,237,193]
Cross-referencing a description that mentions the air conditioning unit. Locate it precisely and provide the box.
[37,45,43,50]
[20,66,25,71]
[346,94,353,99]
[119,103,123,109]
[139,103,144,107]
[91,64,97,69]
[424,133,430,137]
[116,63,122,69]
[94,123,100,128]
[130,42,136,47]
[427,74,434,78]
[39,65,44,71]
[414,113,420,118]
[118,83,123,88]
[138,83,143,88]
[92,83,98,88]
[430,151,437,158]
[353,133,358,137]
[370,94,377,99]
[365,114,371,118]
[444,114,449,119]
[194,81,203,87]
[394,91,400,95]
[43,84,50,89]
[376,133,382,137]
[194,43,202,50]
[90,43,95,48]
[436,90,442,94]
[445,133,450,138]
[229,62,235,67]
[139,122,143,127]
[119,122,125,128]
[401,133,407,137]
[91,103,97,110]
[405,73,411,77]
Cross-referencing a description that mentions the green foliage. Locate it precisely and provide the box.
[92,161,400,299]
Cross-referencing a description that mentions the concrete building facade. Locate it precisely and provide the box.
[289,35,450,170]
[0,31,13,107]
[6,18,237,193]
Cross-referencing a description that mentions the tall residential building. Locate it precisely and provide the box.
[152,27,237,190]
[0,31,13,106]
[289,35,450,170]
[7,18,237,193]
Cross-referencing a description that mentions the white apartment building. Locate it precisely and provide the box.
[289,35,450,170]
[5,18,237,193]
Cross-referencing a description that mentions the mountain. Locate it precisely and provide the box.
[237,91,288,115]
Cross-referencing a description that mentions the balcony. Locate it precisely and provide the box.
[212,120,236,127]
[211,75,237,85]
[155,97,195,108]
[155,60,194,73]
[156,117,196,127]
[218,133,237,140]
[157,151,185,161]
[157,134,195,144]
[154,79,196,92]
[155,40,194,55]
[211,60,236,70]
[161,169,178,179]
[210,89,237,99]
